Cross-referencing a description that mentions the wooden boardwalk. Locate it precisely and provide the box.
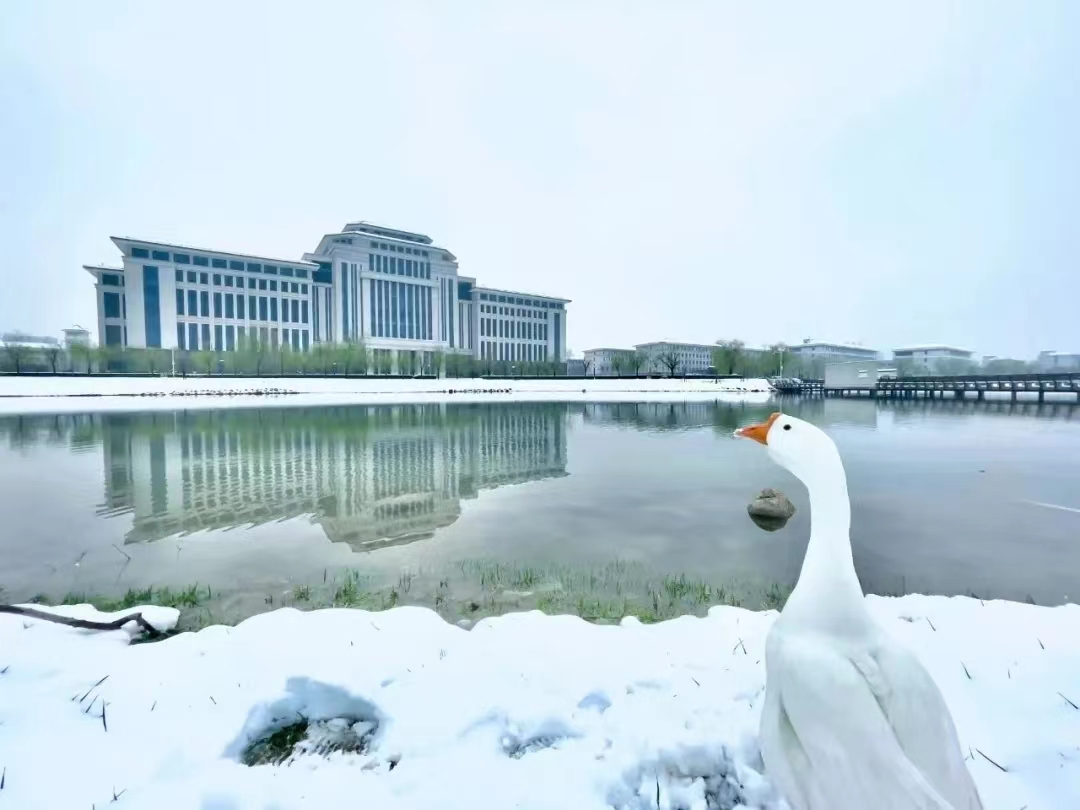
[827,372,1080,403]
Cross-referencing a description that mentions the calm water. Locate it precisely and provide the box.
[1,398,1078,622]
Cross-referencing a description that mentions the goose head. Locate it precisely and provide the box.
[735,412,844,487]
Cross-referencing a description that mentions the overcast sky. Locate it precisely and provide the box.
[2,1,1077,358]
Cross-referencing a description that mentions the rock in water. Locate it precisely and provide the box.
[747,488,795,530]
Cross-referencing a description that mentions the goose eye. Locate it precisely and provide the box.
[783,424,792,431]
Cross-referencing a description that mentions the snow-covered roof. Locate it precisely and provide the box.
[789,341,877,352]
[634,341,715,350]
[893,345,973,354]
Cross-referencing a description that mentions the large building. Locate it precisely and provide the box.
[785,340,880,363]
[634,341,716,375]
[83,222,568,368]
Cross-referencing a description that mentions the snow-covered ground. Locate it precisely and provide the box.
[1,597,1077,809]
[0,376,773,414]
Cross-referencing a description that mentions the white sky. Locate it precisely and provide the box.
[2,1,1077,358]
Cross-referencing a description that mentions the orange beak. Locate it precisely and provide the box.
[735,412,780,445]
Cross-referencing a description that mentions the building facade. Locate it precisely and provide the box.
[582,348,636,376]
[786,341,880,363]
[634,341,716,374]
[83,222,569,367]
[892,345,974,372]
[1036,351,1080,372]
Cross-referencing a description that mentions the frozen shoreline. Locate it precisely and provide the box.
[1,596,1077,809]
[0,375,774,414]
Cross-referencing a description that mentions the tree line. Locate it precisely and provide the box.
[0,341,570,378]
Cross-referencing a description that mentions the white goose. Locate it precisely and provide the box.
[735,412,983,810]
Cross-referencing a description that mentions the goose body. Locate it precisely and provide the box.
[736,413,983,810]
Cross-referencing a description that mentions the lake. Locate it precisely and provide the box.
[0,397,1077,626]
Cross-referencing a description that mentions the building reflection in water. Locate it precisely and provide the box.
[75,403,568,551]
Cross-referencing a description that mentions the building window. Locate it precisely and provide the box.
[229,260,243,270]
[214,292,222,318]
[212,273,221,286]
[225,295,234,319]
[187,271,197,283]
[264,265,277,275]
[297,268,308,279]
[101,273,121,287]
[214,324,223,350]
[248,278,257,289]
[259,279,267,290]
[302,300,308,324]
[201,323,211,350]
[143,266,161,347]
[103,291,122,318]
[175,269,183,283]
[151,250,169,261]
[200,290,209,317]
[176,323,186,350]
[224,276,233,287]
[225,325,235,351]
[247,263,261,272]
[199,272,209,285]
[188,323,199,351]
[289,299,298,323]
[237,295,245,319]
[281,267,294,277]
[212,258,227,269]
[131,247,150,259]
[176,289,184,315]
[281,297,289,323]
[174,253,191,264]
[105,324,123,346]
[259,297,268,321]
[270,298,278,322]
[269,280,277,292]
[187,290,197,315]
[249,295,257,319]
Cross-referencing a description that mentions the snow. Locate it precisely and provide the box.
[0,376,774,414]
[1,597,1077,809]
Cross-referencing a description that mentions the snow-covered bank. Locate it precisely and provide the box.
[1,596,1077,809]
[0,375,773,414]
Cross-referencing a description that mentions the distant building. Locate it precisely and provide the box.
[83,222,570,367]
[0,332,61,350]
[566,358,586,376]
[63,326,91,349]
[583,348,636,376]
[786,340,879,363]
[634,341,715,375]
[892,345,974,372]
[1036,351,1080,372]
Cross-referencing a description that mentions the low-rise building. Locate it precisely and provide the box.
[634,341,715,375]
[582,348,636,376]
[892,345,974,373]
[786,340,880,363]
[824,360,888,390]
[1036,351,1080,372]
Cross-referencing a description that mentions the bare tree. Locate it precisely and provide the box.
[581,359,592,377]
[629,350,646,377]
[714,339,745,375]
[610,353,623,377]
[658,350,680,377]
[45,346,63,373]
